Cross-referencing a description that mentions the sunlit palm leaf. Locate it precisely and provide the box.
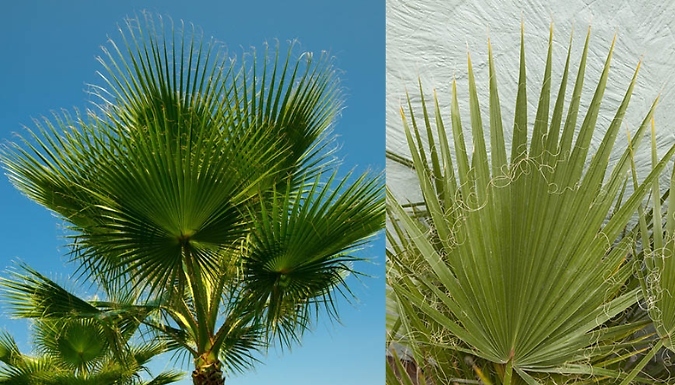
[34,319,109,374]
[0,331,52,385]
[0,322,180,385]
[141,371,186,385]
[243,171,384,339]
[0,352,53,385]
[0,264,156,341]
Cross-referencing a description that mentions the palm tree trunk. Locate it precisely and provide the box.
[192,360,224,385]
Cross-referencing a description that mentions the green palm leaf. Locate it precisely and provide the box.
[0,319,181,385]
[622,121,675,384]
[387,24,675,384]
[0,264,183,384]
[244,171,384,337]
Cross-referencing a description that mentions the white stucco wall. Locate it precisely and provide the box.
[386,0,675,203]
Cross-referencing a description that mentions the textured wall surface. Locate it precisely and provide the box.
[387,0,675,203]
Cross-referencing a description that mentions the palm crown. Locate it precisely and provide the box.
[1,14,384,384]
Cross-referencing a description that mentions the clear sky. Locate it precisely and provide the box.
[0,1,384,384]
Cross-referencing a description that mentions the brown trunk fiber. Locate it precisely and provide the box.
[192,362,224,385]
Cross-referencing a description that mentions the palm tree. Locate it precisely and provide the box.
[387,25,675,384]
[0,267,183,384]
[1,13,384,385]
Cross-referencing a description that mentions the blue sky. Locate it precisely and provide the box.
[0,1,384,384]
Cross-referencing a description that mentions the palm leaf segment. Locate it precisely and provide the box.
[645,167,675,348]
[388,25,675,383]
[625,112,675,384]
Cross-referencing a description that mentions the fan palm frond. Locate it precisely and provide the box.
[387,24,675,384]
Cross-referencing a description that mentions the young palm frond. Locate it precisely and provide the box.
[387,24,675,384]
